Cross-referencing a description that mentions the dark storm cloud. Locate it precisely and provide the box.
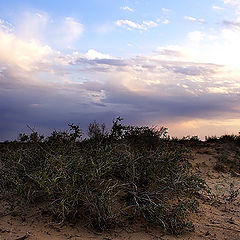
[93,59,129,66]
[101,82,239,118]
[73,57,129,67]
[1,44,240,140]
[0,69,104,139]
[222,20,240,29]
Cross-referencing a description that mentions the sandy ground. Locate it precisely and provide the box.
[1,144,240,240]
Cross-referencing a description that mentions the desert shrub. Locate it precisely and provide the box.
[0,119,207,235]
[205,136,218,143]
[219,134,237,142]
[205,134,240,145]
[214,150,240,174]
[209,135,240,174]
[87,120,107,140]
[170,136,202,149]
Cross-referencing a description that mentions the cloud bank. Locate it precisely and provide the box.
[1,3,240,140]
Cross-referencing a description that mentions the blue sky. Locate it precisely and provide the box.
[1,0,240,140]
[0,0,227,54]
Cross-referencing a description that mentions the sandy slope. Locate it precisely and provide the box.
[1,144,240,240]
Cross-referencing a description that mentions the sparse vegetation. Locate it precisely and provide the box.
[207,134,240,175]
[0,118,209,235]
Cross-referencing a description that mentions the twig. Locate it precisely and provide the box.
[0,228,10,233]
[0,212,13,217]
[14,232,30,240]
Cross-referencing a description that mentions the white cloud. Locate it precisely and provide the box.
[162,19,170,24]
[14,12,83,48]
[142,20,158,28]
[224,0,240,7]
[184,16,196,21]
[184,16,205,24]
[16,11,49,42]
[161,8,171,12]
[85,49,111,60]
[120,6,134,12]
[0,24,53,71]
[116,19,158,31]
[223,0,240,13]
[157,19,170,24]
[212,5,224,10]
[116,20,146,30]
[61,17,83,43]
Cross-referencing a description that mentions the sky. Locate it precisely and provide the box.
[1,0,240,140]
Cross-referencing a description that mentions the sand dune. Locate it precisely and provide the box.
[1,142,240,240]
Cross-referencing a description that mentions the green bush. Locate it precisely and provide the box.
[206,134,240,174]
[0,118,207,235]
